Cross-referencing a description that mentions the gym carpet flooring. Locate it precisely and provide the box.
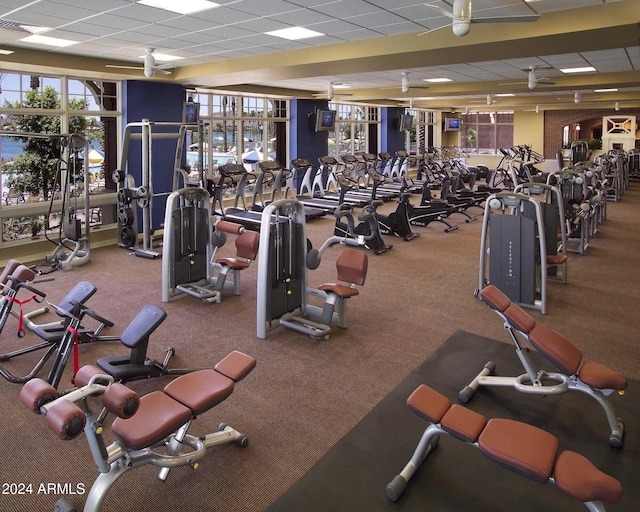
[0,183,638,511]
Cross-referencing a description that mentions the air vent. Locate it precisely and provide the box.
[0,19,29,32]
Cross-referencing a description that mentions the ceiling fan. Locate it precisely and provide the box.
[501,66,556,89]
[106,48,173,77]
[470,94,504,106]
[312,82,353,101]
[397,72,432,94]
[420,0,540,37]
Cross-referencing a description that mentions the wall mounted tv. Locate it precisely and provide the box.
[315,109,337,132]
[400,114,414,131]
[183,102,200,124]
[444,117,461,132]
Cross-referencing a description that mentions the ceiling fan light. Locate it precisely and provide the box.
[614,101,620,111]
[574,92,581,103]
[401,72,410,94]
[327,82,334,101]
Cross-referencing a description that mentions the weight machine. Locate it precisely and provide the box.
[1,130,92,271]
[256,199,367,340]
[115,119,202,258]
[477,191,550,314]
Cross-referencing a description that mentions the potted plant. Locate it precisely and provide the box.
[29,218,44,239]
[466,128,477,151]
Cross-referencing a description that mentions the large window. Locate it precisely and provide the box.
[405,110,436,154]
[185,93,288,175]
[328,104,378,157]
[460,112,514,155]
[0,72,119,243]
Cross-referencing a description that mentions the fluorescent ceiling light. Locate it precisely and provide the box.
[560,66,596,74]
[495,93,515,97]
[20,34,78,48]
[594,88,618,93]
[265,27,324,41]
[0,49,14,55]
[332,83,350,89]
[20,25,50,35]
[424,78,452,83]
[137,0,219,15]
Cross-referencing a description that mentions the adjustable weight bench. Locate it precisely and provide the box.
[20,350,256,512]
[461,284,627,447]
[387,384,622,511]
[95,304,195,383]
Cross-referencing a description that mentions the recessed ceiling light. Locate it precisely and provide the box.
[20,34,78,48]
[0,49,14,55]
[20,25,50,35]
[265,27,324,40]
[424,78,452,83]
[594,88,618,93]
[137,0,219,15]
[560,66,596,74]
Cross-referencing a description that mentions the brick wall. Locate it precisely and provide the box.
[543,108,640,158]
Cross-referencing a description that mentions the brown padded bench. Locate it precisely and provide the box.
[20,350,256,510]
[466,284,627,447]
[481,285,628,392]
[387,384,622,511]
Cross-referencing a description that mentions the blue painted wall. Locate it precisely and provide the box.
[122,80,185,232]
[381,107,406,155]
[290,99,331,190]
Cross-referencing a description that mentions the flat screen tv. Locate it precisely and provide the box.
[444,117,461,131]
[315,109,336,132]
[400,114,414,131]
[183,102,200,123]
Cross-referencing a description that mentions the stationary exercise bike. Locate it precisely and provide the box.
[367,165,419,241]
[333,167,392,255]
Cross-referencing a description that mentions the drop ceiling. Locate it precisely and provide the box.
[0,0,638,111]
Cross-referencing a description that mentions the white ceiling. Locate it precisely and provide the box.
[0,0,638,110]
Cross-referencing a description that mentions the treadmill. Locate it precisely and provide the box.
[254,160,327,220]
[339,154,397,201]
[210,164,264,230]
[316,156,371,207]
[290,159,339,214]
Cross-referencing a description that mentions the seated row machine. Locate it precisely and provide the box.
[162,187,258,303]
[461,285,627,447]
[387,384,622,511]
[21,350,256,512]
[256,198,369,340]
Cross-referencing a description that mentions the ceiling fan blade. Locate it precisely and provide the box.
[471,14,540,24]
[424,3,456,19]
[106,64,143,70]
[417,24,450,37]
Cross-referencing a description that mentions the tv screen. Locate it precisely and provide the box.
[315,109,336,132]
[183,102,200,123]
[400,114,414,131]
[444,117,461,131]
